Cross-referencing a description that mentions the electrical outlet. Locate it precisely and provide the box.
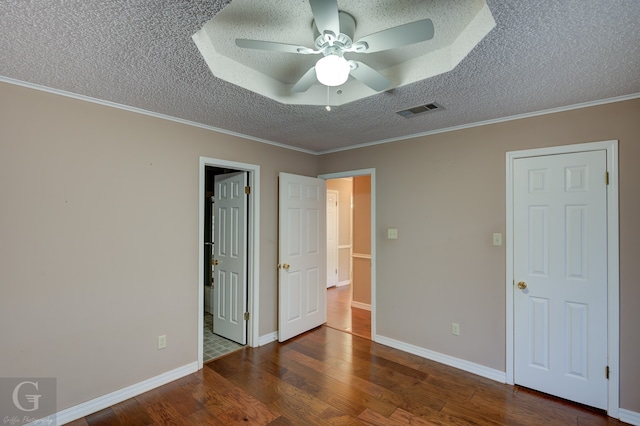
[451,323,460,336]
[388,228,398,239]
[158,335,167,349]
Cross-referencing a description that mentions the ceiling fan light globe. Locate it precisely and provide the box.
[315,55,350,86]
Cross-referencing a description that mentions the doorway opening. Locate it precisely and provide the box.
[198,157,260,369]
[202,166,246,362]
[321,170,375,341]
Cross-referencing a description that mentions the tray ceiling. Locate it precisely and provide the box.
[193,0,495,106]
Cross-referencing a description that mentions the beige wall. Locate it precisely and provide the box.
[318,99,640,412]
[0,82,318,411]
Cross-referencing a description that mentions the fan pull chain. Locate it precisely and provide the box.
[325,86,331,111]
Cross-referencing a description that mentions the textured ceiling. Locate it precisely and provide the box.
[1,1,639,154]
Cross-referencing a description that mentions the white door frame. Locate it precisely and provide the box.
[198,157,260,369]
[319,169,376,340]
[505,141,619,417]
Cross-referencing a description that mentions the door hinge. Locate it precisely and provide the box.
[605,172,609,185]
[245,186,251,195]
[606,366,610,379]
[244,312,250,321]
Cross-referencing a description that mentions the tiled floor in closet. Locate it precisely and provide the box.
[203,313,244,362]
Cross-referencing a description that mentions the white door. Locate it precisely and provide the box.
[327,190,338,288]
[513,150,608,409]
[213,172,247,345]
[278,172,327,342]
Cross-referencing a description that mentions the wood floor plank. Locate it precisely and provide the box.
[369,343,426,370]
[185,406,229,426]
[83,407,120,426]
[145,400,192,426]
[468,385,586,425]
[322,362,406,408]
[218,365,287,406]
[319,406,367,425]
[278,350,399,417]
[155,380,204,417]
[266,381,335,426]
[186,370,244,415]
[217,387,279,425]
[109,397,154,426]
[282,345,331,373]
[64,419,89,426]
[389,408,439,426]
[357,408,408,426]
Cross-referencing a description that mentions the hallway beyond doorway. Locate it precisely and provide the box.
[326,285,371,339]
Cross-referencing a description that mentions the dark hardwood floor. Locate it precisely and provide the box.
[68,325,626,425]
[326,284,371,340]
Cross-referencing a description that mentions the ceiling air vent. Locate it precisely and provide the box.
[397,102,444,118]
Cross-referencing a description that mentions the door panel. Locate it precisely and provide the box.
[213,171,247,345]
[278,173,326,342]
[513,150,607,409]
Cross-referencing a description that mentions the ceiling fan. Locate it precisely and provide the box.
[235,0,435,93]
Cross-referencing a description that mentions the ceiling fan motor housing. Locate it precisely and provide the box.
[313,11,356,52]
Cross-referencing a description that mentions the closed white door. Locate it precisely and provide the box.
[513,150,608,409]
[327,190,338,288]
[213,172,247,345]
[278,172,326,342]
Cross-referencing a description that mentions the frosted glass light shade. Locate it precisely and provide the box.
[315,55,350,87]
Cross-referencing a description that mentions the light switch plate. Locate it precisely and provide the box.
[451,323,460,336]
[388,228,398,239]
[492,233,502,246]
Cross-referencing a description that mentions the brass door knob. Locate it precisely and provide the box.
[212,259,219,266]
[517,281,527,290]
[282,263,290,270]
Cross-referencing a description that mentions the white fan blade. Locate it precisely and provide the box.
[236,39,317,54]
[357,19,434,53]
[292,67,318,92]
[349,61,391,92]
[309,0,340,36]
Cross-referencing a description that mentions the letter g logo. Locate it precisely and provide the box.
[12,381,41,412]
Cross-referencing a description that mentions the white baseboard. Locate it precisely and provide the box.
[351,301,371,311]
[259,331,278,346]
[374,335,506,383]
[39,362,198,426]
[336,280,351,287]
[620,408,640,425]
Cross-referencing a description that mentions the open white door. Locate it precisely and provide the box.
[278,172,326,342]
[213,171,247,345]
[513,150,608,409]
